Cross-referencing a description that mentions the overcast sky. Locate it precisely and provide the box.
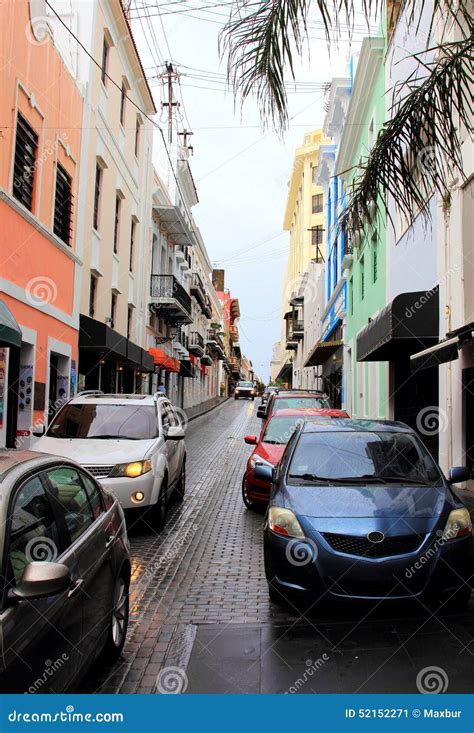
[131,2,371,381]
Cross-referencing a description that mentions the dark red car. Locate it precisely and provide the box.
[242,407,349,509]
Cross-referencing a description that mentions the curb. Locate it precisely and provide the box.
[187,396,231,423]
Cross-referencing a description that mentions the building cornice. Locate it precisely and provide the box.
[335,37,385,177]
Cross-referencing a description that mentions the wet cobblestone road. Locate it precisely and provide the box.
[84,399,474,694]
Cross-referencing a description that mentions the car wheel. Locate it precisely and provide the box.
[175,461,186,502]
[251,396,255,401]
[101,574,129,663]
[241,474,256,510]
[152,479,168,530]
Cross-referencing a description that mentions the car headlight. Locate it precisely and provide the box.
[268,507,304,538]
[109,460,152,478]
[249,455,273,470]
[442,508,472,540]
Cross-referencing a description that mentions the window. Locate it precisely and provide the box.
[101,35,109,85]
[311,225,323,246]
[8,476,60,583]
[120,82,126,126]
[46,467,95,543]
[113,194,121,254]
[127,305,133,339]
[48,403,159,440]
[89,274,97,318]
[111,292,117,329]
[312,193,323,214]
[312,166,318,184]
[81,474,104,520]
[53,164,73,245]
[360,256,365,300]
[13,112,38,211]
[349,277,354,315]
[368,115,375,149]
[129,219,136,272]
[372,231,378,283]
[134,118,141,158]
[93,163,102,230]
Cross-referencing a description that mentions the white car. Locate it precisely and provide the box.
[31,392,186,529]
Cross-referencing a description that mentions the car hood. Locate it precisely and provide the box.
[284,483,446,519]
[30,436,155,465]
[255,443,285,465]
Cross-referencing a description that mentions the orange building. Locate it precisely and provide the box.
[0,1,83,447]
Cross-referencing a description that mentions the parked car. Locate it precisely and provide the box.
[31,392,186,529]
[242,407,348,509]
[257,389,332,420]
[255,418,473,609]
[234,381,257,400]
[261,386,279,405]
[0,450,130,693]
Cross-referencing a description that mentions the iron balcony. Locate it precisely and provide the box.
[149,275,192,324]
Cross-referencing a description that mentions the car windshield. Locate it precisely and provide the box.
[47,403,158,440]
[262,416,303,445]
[273,396,330,411]
[288,431,441,484]
[238,382,253,388]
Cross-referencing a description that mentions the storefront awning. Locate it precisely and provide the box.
[0,299,22,349]
[149,348,180,372]
[152,204,195,247]
[410,336,459,372]
[357,288,439,362]
[275,360,293,382]
[304,339,343,367]
[79,315,127,358]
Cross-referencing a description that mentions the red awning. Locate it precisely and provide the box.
[149,348,180,373]
[200,365,207,375]
[189,354,198,365]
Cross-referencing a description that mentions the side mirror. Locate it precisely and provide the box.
[257,406,267,420]
[9,562,70,602]
[253,463,274,483]
[449,466,470,484]
[244,435,258,445]
[32,425,46,437]
[165,425,185,441]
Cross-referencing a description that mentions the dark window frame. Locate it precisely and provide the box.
[53,163,73,246]
[93,163,102,231]
[113,194,121,254]
[120,82,126,126]
[111,292,117,329]
[13,112,38,211]
[89,274,97,318]
[312,193,323,214]
[101,35,109,85]
[129,219,136,272]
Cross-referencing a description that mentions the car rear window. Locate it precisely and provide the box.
[47,403,158,440]
[273,396,330,411]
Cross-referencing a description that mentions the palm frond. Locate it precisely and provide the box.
[221,0,472,133]
[339,35,474,238]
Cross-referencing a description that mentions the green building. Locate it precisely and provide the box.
[336,35,388,419]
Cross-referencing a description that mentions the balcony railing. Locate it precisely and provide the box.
[189,331,205,354]
[290,320,304,340]
[150,275,192,323]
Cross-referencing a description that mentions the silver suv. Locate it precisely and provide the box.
[31,392,186,529]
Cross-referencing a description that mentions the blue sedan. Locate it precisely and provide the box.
[254,419,472,609]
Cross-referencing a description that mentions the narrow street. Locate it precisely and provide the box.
[84,400,474,695]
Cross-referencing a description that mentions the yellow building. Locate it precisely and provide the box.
[275,130,330,385]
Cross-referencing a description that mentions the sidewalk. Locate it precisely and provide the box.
[185,396,230,422]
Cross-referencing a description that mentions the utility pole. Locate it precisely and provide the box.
[178,129,194,155]
[161,62,180,145]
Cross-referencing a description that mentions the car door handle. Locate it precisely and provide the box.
[68,579,84,598]
[105,534,116,549]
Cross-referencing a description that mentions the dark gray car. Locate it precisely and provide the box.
[0,450,131,693]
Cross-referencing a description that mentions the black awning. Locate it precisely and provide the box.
[140,348,155,373]
[276,361,293,381]
[0,299,22,349]
[410,336,459,371]
[357,287,439,362]
[79,314,127,358]
[127,340,142,367]
[180,359,196,378]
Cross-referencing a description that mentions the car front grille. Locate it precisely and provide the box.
[323,532,424,559]
[83,465,115,479]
